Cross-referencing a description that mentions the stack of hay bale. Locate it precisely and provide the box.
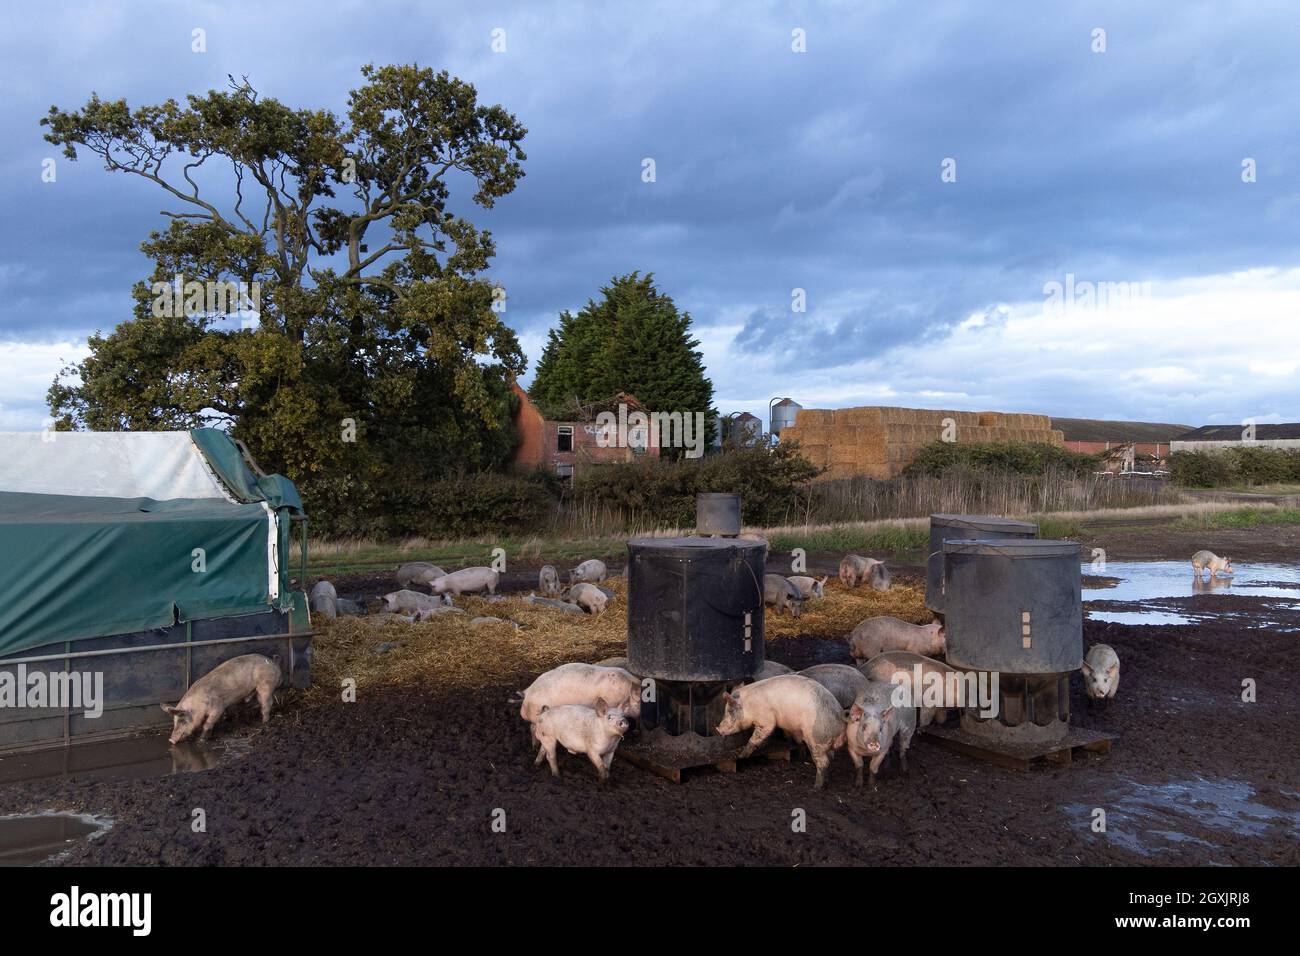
[780,406,1065,479]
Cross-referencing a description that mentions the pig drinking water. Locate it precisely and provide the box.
[160,654,281,744]
[763,573,804,618]
[565,582,609,615]
[395,562,447,590]
[519,662,642,724]
[787,575,827,599]
[539,565,562,596]
[1081,644,1121,700]
[845,680,917,789]
[716,675,846,789]
[533,699,630,781]
[569,559,608,584]
[1191,550,1233,578]
[309,580,338,619]
[848,616,945,660]
[798,663,871,709]
[430,566,499,597]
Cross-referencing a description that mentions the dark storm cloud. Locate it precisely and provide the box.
[2,0,1299,426]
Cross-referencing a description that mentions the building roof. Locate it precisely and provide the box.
[1175,423,1300,441]
[1050,417,1193,443]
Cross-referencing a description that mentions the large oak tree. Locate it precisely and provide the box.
[42,65,527,530]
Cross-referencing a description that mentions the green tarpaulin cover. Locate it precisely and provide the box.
[0,430,303,656]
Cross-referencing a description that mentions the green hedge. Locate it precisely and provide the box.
[903,441,1102,478]
[1170,447,1300,487]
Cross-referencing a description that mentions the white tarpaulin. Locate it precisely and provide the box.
[0,431,234,501]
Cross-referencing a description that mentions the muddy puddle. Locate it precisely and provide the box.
[1069,776,1300,859]
[1083,561,1300,628]
[0,733,252,787]
[0,812,112,866]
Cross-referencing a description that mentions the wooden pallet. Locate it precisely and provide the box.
[616,734,792,784]
[919,723,1116,771]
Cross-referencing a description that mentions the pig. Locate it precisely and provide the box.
[379,589,446,614]
[845,680,917,789]
[533,699,630,781]
[595,656,628,669]
[763,573,804,618]
[1191,550,1233,578]
[414,606,465,620]
[430,566,499,598]
[738,532,769,545]
[335,597,366,617]
[523,594,585,614]
[519,662,642,724]
[471,616,516,628]
[569,559,608,584]
[1081,644,1121,700]
[753,660,794,681]
[566,582,610,615]
[839,555,890,591]
[786,575,828,599]
[159,654,281,745]
[716,675,846,789]
[538,565,562,596]
[798,663,871,709]
[847,616,945,661]
[395,562,447,590]
[309,580,338,619]
[858,650,959,729]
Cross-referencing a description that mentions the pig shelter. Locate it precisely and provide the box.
[0,429,312,753]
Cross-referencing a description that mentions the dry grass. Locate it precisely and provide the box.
[305,572,931,702]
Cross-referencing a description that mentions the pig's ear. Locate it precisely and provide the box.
[1107,665,1119,678]
[849,704,864,720]
[1081,662,1093,676]
[594,697,609,716]
[882,706,895,721]
[160,703,175,715]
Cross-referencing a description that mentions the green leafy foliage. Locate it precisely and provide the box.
[529,273,716,453]
[903,441,1102,478]
[1170,448,1300,487]
[41,66,528,533]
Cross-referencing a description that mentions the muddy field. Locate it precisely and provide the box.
[1,527,1298,866]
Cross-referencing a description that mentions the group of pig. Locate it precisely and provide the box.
[762,553,893,618]
[306,557,617,624]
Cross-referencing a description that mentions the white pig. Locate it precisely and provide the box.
[845,680,917,790]
[787,575,828,599]
[847,617,945,661]
[840,555,890,591]
[430,566,499,597]
[309,580,338,619]
[519,662,642,724]
[569,559,608,584]
[858,650,957,729]
[763,573,804,618]
[716,675,846,789]
[1191,550,1233,578]
[566,582,609,615]
[538,565,562,596]
[395,562,447,590]
[160,654,281,745]
[379,589,446,614]
[533,699,630,781]
[523,594,585,614]
[798,663,871,709]
[1081,644,1121,700]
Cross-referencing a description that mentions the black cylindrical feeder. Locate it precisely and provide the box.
[695,493,742,536]
[926,514,1038,614]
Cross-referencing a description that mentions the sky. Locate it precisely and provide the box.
[2,0,1299,431]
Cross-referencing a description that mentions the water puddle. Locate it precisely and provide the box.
[1082,561,1300,628]
[1069,776,1300,858]
[0,812,112,866]
[1082,561,1300,603]
[0,733,250,786]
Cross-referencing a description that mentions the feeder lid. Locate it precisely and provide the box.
[627,535,764,557]
[930,513,1039,534]
[942,538,1080,558]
